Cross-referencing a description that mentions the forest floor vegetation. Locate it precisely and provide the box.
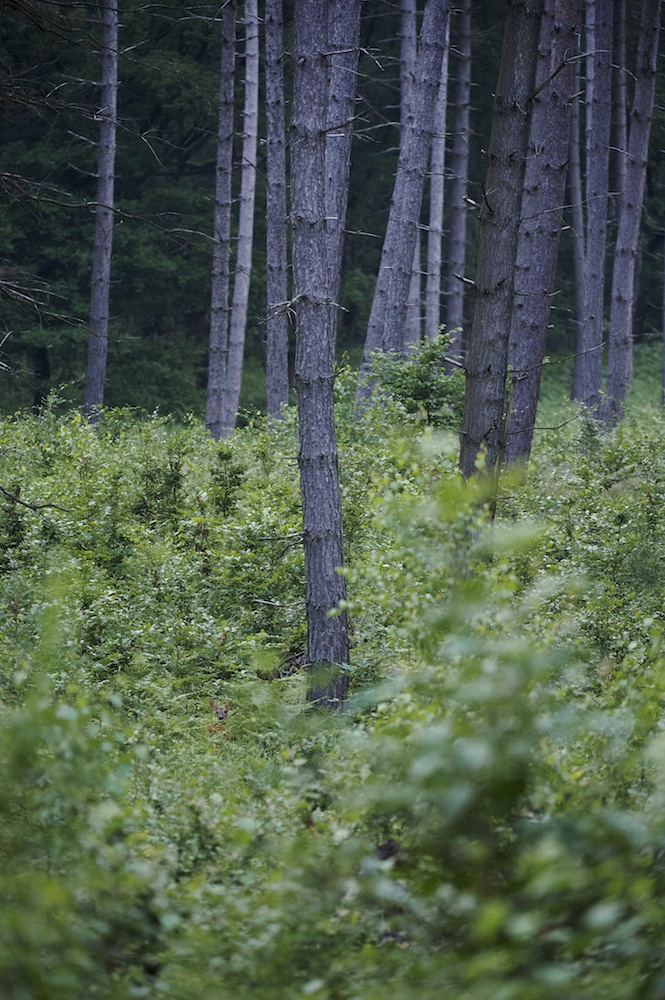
[3,349,665,997]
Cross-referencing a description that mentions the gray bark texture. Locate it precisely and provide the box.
[358,0,451,389]
[292,0,361,707]
[221,0,259,438]
[568,53,587,354]
[84,0,118,419]
[600,0,661,425]
[424,16,450,342]
[265,0,290,419]
[206,1,236,441]
[505,0,577,464]
[401,0,422,347]
[571,0,613,409]
[459,0,544,480]
[446,0,472,355]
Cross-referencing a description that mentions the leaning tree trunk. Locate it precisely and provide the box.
[505,0,577,464]
[265,0,290,420]
[221,0,259,438]
[292,0,360,708]
[424,14,450,341]
[459,0,543,481]
[600,0,661,426]
[84,0,118,420]
[445,0,472,359]
[571,0,613,410]
[357,0,451,392]
[206,1,236,442]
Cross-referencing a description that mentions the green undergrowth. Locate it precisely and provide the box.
[3,374,665,997]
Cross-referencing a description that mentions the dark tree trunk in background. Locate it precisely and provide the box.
[265,0,290,419]
[600,0,661,426]
[291,0,360,708]
[571,0,612,410]
[612,0,628,207]
[505,0,577,464]
[84,0,118,420]
[568,50,587,354]
[459,0,543,481]
[206,1,236,442]
[424,14,450,341]
[445,0,471,360]
[221,0,259,437]
[358,0,451,390]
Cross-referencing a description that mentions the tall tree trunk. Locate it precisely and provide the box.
[424,15,450,341]
[401,0,422,347]
[505,0,577,464]
[265,0,290,420]
[325,0,362,330]
[600,0,661,426]
[84,0,118,420]
[446,0,472,358]
[612,0,628,208]
[568,49,587,358]
[459,0,543,481]
[206,1,236,442]
[358,0,451,391]
[292,0,360,708]
[221,0,259,438]
[571,0,613,410]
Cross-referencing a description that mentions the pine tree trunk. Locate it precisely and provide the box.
[358,0,451,390]
[265,0,290,420]
[292,0,359,708]
[84,0,118,420]
[568,52,587,362]
[571,0,613,410]
[424,17,450,341]
[505,0,577,464]
[221,0,259,438]
[445,0,471,358]
[401,0,422,347]
[206,2,236,442]
[600,0,661,425]
[459,0,543,481]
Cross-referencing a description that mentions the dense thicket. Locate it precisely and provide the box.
[3,361,665,995]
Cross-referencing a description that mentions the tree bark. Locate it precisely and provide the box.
[459,0,543,481]
[445,0,472,358]
[84,0,118,420]
[221,0,259,438]
[600,0,661,425]
[571,0,613,410]
[424,15,450,341]
[206,1,236,442]
[265,0,290,420]
[401,0,422,347]
[292,0,360,708]
[358,0,451,390]
[505,0,577,464]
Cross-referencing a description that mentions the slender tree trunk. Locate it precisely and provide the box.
[600,0,661,426]
[505,0,577,464]
[446,0,472,358]
[612,0,627,207]
[459,0,543,481]
[571,0,612,409]
[325,0,362,328]
[401,0,421,347]
[265,0,290,419]
[424,15,450,341]
[206,1,236,441]
[358,0,451,391]
[568,48,587,355]
[292,0,360,708]
[221,0,259,438]
[84,0,118,420]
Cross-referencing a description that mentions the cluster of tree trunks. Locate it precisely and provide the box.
[73,0,662,708]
